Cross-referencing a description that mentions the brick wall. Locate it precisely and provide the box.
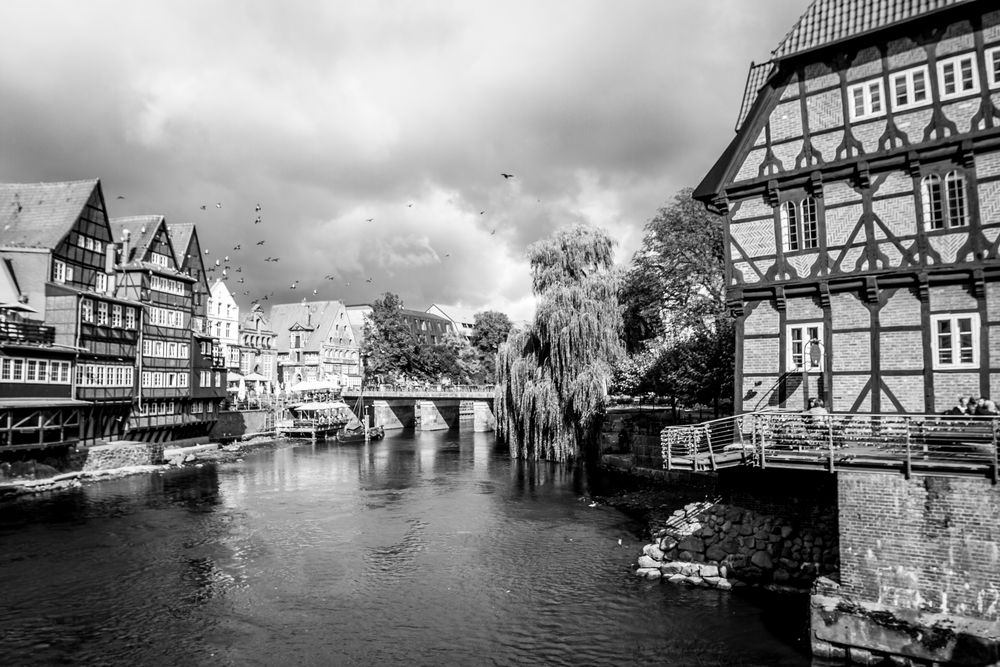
[838,472,1000,621]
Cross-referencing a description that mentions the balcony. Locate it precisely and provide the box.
[0,320,56,346]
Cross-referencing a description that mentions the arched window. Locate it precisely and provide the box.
[922,170,967,230]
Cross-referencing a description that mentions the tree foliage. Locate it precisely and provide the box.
[616,188,734,415]
[362,292,416,381]
[496,224,624,462]
[471,310,513,382]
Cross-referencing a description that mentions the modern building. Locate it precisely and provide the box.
[207,280,242,374]
[239,304,278,383]
[694,0,1000,415]
[400,308,453,346]
[269,300,361,387]
[426,304,477,341]
[0,179,140,444]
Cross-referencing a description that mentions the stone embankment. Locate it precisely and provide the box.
[635,499,839,589]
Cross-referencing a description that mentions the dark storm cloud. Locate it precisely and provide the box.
[0,0,810,320]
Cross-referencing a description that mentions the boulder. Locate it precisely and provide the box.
[781,525,794,539]
[636,567,661,579]
[642,544,665,561]
[703,576,722,586]
[660,562,684,575]
[677,535,704,553]
[705,545,728,562]
[677,551,693,562]
[684,575,703,586]
[724,507,742,522]
[716,579,733,590]
[637,555,660,569]
[659,536,678,552]
[700,564,719,578]
[739,523,752,536]
[668,574,687,584]
[750,550,773,569]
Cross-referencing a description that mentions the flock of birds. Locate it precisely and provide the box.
[184,173,518,307]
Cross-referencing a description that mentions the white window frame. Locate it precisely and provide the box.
[847,79,885,122]
[95,273,108,294]
[787,323,824,371]
[937,53,980,100]
[125,307,136,330]
[930,313,979,370]
[987,46,1000,89]
[889,65,931,111]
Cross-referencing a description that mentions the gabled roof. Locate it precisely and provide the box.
[0,257,34,311]
[268,300,347,352]
[167,222,196,266]
[0,179,100,249]
[427,303,478,326]
[241,304,275,334]
[735,62,776,133]
[772,0,974,61]
[109,215,167,263]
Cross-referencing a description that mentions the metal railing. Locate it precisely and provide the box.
[661,411,1000,481]
[345,384,495,399]
[0,320,56,345]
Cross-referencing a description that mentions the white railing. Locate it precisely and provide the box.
[661,411,999,481]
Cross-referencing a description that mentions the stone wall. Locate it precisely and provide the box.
[636,498,839,588]
[210,409,272,441]
[837,471,1000,621]
[83,442,165,471]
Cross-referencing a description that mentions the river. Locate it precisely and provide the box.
[0,430,813,666]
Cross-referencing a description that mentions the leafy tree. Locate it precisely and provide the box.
[471,310,513,382]
[616,188,735,416]
[496,224,624,462]
[622,187,727,351]
[362,292,417,382]
[412,341,458,382]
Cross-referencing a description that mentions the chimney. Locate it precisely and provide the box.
[121,229,131,264]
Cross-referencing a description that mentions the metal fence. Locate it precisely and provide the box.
[661,411,1000,481]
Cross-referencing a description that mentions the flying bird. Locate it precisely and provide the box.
[215,259,220,266]
[238,278,245,284]
[366,218,374,223]
[444,253,450,258]
[254,216,262,224]
[216,202,222,208]
[345,282,351,287]
[236,267,242,273]
[233,244,241,250]
[407,203,413,208]
[490,229,496,236]
[224,256,229,262]
[501,173,514,179]
[290,283,297,290]
[255,203,262,212]
[480,211,486,215]
[257,240,265,245]
[200,205,207,210]
[365,277,373,283]
[312,289,318,295]
[116,195,126,199]
[204,249,210,254]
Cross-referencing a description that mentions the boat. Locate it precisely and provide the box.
[275,400,350,440]
[337,423,384,443]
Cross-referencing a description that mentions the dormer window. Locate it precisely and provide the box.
[847,79,884,121]
[920,170,967,230]
[780,196,819,252]
[938,53,979,100]
[150,252,170,267]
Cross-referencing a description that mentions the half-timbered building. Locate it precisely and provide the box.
[110,215,199,442]
[0,179,139,442]
[169,222,226,428]
[694,0,1000,414]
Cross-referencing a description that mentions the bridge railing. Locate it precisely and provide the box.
[662,411,1000,480]
[346,385,495,398]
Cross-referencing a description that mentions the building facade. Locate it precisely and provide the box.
[240,304,278,383]
[208,280,242,374]
[269,300,361,386]
[426,304,477,341]
[694,0,1000,414]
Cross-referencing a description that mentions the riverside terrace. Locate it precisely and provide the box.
[660,410,1000,481]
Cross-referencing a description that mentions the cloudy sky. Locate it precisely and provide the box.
[0,0,810,322]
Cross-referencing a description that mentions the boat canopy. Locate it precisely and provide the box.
[289,379,341,392]
[293,401,350,411]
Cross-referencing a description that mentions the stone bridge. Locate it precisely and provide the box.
[341,387,496,432]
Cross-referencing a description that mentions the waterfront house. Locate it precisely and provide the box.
[694,0,1000,414]
[0,259,84,452]
[269,300,361,387]
[207,279,243,378]
[239,304,278,385]
[401,308,454,346]
[169,222,227,424]
[0,179,140,443]
[110,215,203,442]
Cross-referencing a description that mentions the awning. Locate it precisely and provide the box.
[227,372,244,382]
[293,401,350,411]
[244,372,268,381]
[289,379,340,392]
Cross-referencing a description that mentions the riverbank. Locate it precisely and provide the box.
[0,436,294,501]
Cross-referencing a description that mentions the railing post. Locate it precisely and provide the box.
[992,419,998,485]
[904,416,912,479]
[705,426,717,471]
[665,429,672,471]
[827,415,835,473]
[759,414,767,469]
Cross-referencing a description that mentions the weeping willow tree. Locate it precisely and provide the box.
[495,224,624,461]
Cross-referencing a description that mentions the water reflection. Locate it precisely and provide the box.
[0,431,812,666]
